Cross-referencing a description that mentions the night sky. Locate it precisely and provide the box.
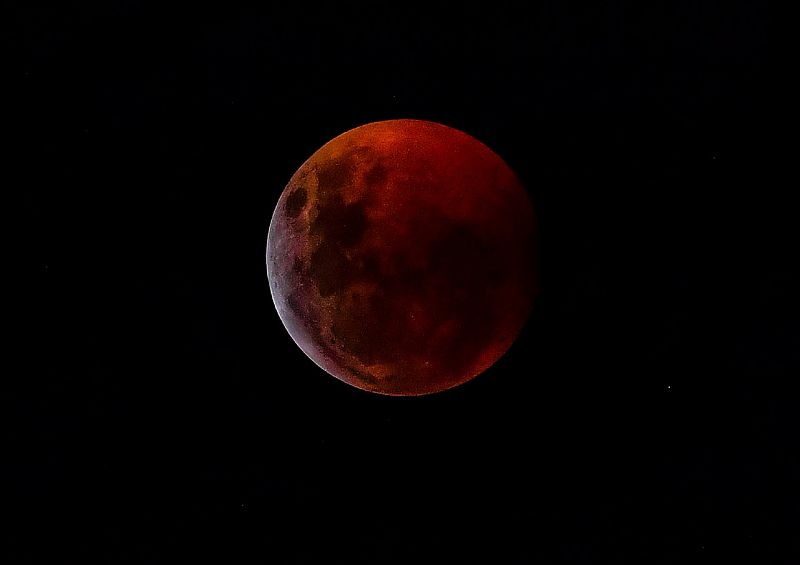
[9,2,794,563]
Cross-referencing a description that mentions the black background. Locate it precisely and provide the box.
[8,1,794,563]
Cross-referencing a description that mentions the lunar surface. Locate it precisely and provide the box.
[267,119,537,395]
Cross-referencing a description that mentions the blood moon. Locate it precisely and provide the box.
[267,120,537,396]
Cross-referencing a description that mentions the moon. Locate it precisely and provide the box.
[267,119,538,396]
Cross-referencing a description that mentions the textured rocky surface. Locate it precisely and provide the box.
[267,120,537,395]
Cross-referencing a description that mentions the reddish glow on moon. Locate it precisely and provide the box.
[267,119,538,396]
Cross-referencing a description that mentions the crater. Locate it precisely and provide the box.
[309,243,354,298]
[284,186,308,218]
[310,195,368,248]
[364,161,389,187]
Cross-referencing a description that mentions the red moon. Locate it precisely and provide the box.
[267,120,537,396]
